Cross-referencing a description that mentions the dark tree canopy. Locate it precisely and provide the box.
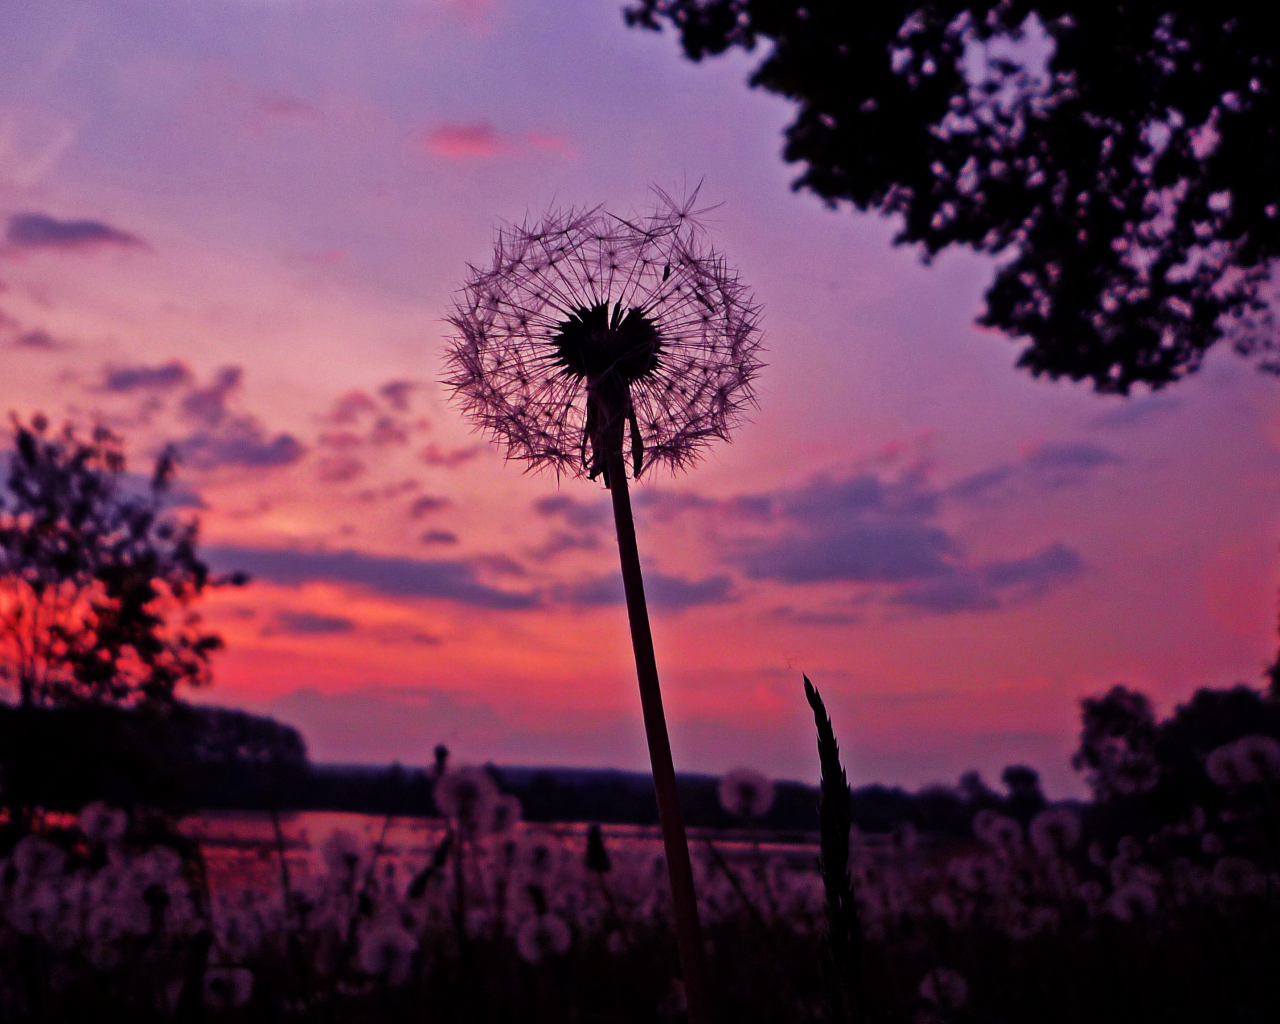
[627,1,1279,393]
[0,416,239,707]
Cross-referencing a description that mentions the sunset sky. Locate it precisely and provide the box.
[3,0,1278,797]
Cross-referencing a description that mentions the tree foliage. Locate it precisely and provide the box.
[0,415,238,707]
[627,1,1279,392]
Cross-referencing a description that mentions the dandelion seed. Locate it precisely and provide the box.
[717,767,775,819]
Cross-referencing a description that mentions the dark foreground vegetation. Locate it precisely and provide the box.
[2,678,1278,1023]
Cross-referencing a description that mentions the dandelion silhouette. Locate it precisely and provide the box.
[445,187,763,1024]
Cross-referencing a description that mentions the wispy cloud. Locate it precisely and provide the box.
[5,212,145,252]
[100,360,192,392]
[419,122,573,161]
[204,546,538,610]
[555,570,735,611]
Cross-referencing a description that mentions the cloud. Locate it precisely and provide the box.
[378,380,417,412]
[556,570,734,610]
[264,610,356,636]
[1024,441,1121,475]
[1088,395,1182,429]
[9,327,67,351]
[740,521,958,584]
[5,212,145,251]
[203,546,538,609]
[324,390,378,425]
[180,417,306,470]
[421,530,459,545]
[948,440,1120,502]
[534,494,611,529]
[419,122,573,161]
[101,360,192,392]
[316,455,365,483]
[892,544,1084,614]
[409,495,449,518]
[181,366,242,428]
[419,443,482,468]
[529,530,600,561]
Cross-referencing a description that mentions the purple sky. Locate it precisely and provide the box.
[2,1,1278,796]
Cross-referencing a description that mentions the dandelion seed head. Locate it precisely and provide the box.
[434,766,500,833]
[717,766,775,819]
[77,802,128,846]
[443,188,763,482]
[1029,807,1081,858]
[515,911,571,963]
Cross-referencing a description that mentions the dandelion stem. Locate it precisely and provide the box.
[607,448,710,1024]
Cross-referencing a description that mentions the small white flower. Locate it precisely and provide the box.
[717,767,775,819]
[12,836,65,879]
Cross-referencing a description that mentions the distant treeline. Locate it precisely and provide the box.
[0,701,1048,835]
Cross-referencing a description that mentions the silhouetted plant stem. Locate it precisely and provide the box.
[805,674,863,1024]
[607,447,710,1024]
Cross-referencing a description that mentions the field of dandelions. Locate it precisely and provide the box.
[2,723,1279,1024]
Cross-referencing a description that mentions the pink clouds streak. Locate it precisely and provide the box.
[419,122,574,162]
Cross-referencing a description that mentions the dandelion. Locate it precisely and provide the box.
[1108,880,1158,922]
[12,836,65,879]
[1209,734,1280,786]
[433,766,500,835]
[77,802,127,846]
[972,810,1023,858]
[488,793,523,837]
[204,967,253,1009]
[1029,807,1081,858]
[515,911,571,963]
[358,920,417,984]
[717,767,775,819]
[443,187,762,1024]
[1211,856,1267,898]
[919,968,969,1012]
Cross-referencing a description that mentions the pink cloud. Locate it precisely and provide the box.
[420,122,573,162]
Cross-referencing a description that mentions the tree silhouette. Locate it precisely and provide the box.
[0,415,239,707]
[627,2,1279,393]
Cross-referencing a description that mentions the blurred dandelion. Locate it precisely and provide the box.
[204,967,253,1009]
[919,967,969,1012]
[1207,734,1280,786]
[1108,880,1158,922]
[443,187,762,1024]
[1029,807,1081,859]
[434,766,500,836]
[358,920,416,984]
[515,912,571,964]
[717,767,775,819]
[77,802,127,846]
